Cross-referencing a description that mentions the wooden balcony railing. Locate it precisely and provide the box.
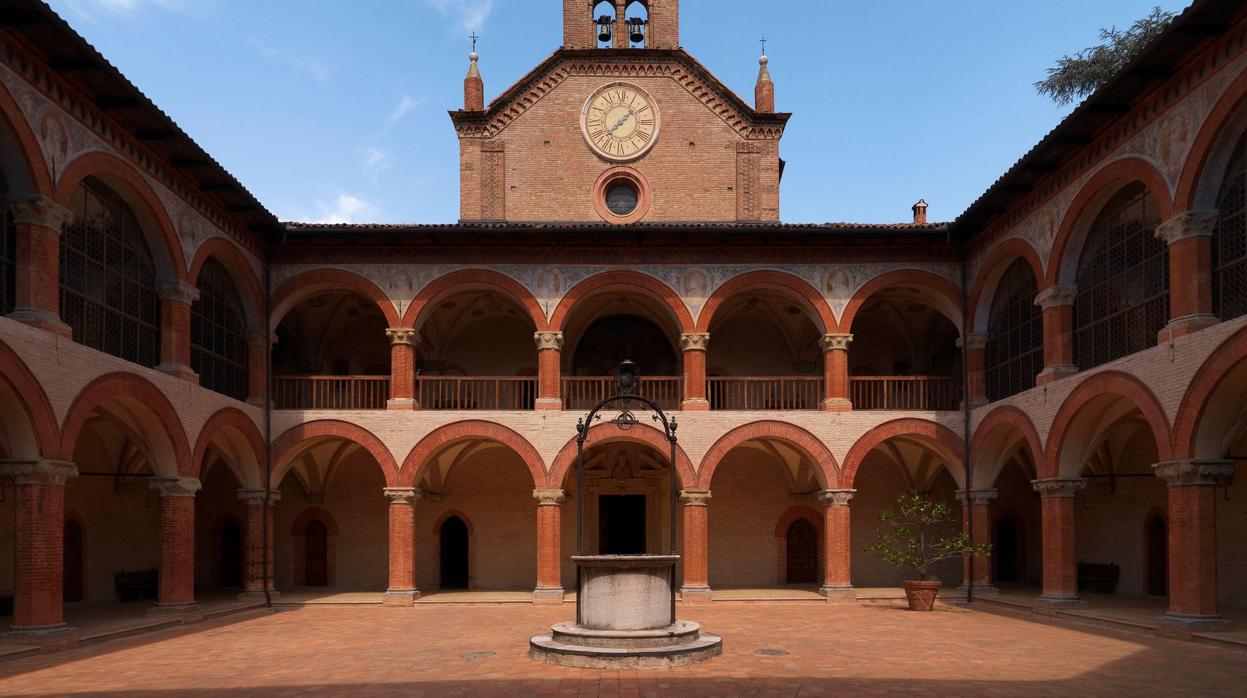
[707,377,824,411]
[416,377,538,410]
[562,376,684,411]
[274,375,390,410]
[850,376,962,411]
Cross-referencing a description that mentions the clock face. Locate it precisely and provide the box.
[581,83,660,161]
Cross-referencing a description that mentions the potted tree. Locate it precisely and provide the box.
[870,491,991,611]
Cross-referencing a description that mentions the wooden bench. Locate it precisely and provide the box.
[114,569,158,601]
[1077,561,1120,594]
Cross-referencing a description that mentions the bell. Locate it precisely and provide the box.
[629,18,646,45]
[597,15,613,43]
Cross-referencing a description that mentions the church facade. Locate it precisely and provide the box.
[0,0,1244,646]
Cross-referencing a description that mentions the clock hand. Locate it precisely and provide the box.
[606,111,632,136]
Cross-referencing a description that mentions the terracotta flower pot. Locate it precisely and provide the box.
[902,580,941,611]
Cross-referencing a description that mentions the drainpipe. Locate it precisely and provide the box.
[959,255,975,605]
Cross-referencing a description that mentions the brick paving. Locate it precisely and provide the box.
[0,602,1244,696]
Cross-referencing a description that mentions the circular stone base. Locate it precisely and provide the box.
[530,630,722,669]
[550,620,702,649]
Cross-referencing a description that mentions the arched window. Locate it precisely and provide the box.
[624,1,649,47]
[0,174,15,315]
[59,177,160,367]
[1214,132,1247,321]
[985,258,1042,401]
[1073,182,1168,370]
[192,257,249,400]
[593,1,617,48]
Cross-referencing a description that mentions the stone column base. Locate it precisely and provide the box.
[1158,314,1219,342]
[680,585,713,602]
[238,590,280,602]
[386,398,418,411]
[383,589,420,607]
[959,584,999,597]
[1036,365,1077,385]
[2,623,79,651]
[1156,612,1231,632]
[156,363,199,383]
[148,602,203,622]
[1034,594,1084,609]
[8,309,71,337]
[535,398,563,411]
[820,398,852,413]
[681,399,710,411]
[533,587,565,605]
[820,585,856,602]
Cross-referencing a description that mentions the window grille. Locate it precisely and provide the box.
[191,257,249,400]
[1073,182,1168,370]
[985,258,1043,401]
[59,177,160,367]
[0,177,15,315]
[1215,132,1247,321]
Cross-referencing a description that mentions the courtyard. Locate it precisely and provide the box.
[0,602,1243,697]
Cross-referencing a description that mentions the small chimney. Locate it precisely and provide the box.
[755,52,774,113]
[912,199,928,225]
[464,49,484,111]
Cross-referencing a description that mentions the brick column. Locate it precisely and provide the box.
[386,329,419,410]
[383,487,420,606]
[533,488,565,604]
[962,333,989,409]
[1034,286,1077,385]
[238,489,280,598]
[680,333,710,411]
[1032,478,1085,607]
[245,331,274,407]
[534,331,564,410]
[0,459,77,645]
[8,197,73,335]
[156,280,199,383]
[149,477,202,617]
[958,489,997,595]
[1155,210,1219,340]
[679,489,712,601]
[819,334,853,412]
[819,489,855,602]
[1153,460,1234,631]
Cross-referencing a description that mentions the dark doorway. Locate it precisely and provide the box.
[63,518,83,603]
[305,519,328,587]
[440,516,469,589]
[599,495,646,555]
[785,519,818,584]
[219,519,243,588]
[994,516,1023,583]
[1146,513,1168,597]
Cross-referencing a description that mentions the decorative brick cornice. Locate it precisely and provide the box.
[156,279,200,304]
[1152,460,1235,487]
[1034,286,1077,310]
[8,197,74,230]
[818,489,856,507]
[384,487,422,504]
[385,328,421,347]
[819,334,853,352]
[237,489,282,503]
[1031,478,1086,498]
[956,489,998,504]
[149,477,202,498]
[533,488,566,506]
[1155,210,1219,245]
[679,489,712,506]
[0,459,77,486]
[679,333,710,352]
[534,331,565,352]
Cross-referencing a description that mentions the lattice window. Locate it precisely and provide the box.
[1074,182,1168,370]
[1215,132,1247,321]
[192,257,249,400]
[59,177,160,367]
[0,176,15,315]
[985,258,1043,401]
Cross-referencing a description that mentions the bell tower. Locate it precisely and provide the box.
[564,1,679,50]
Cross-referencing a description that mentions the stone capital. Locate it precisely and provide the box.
[247,331,278,347]
[819,333,853,352]
[956,488,998,504]
[1034,286,1077,310]
[679,333,710,352]
[533,488,566,506]
[0,459,77,486]
[149,476,202,498]
[156,279,200,305]
[1031,478,1085,498]
[383,487,421,504]
[385,328,421,347]
[1152,460,1234,487]
[8,196,74,230]
[533,331,564,352]
[957,333,989,351]
[679,489,712,506]
[818,488,855,507]
[1155,210,1218,245]
[237,489,282,504]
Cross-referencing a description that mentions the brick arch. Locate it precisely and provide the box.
[773,505,822,538]
[842,418,966,489]
[971,405,1044,490]
[59,372,192,476]
[548,422,695,489]
[432,509,476,537]
[270,268,399,327]
[189,237,264,330]
[549,270,695,334]
[398,420,545,489]
[0,78,52,196]
[1046,157,1175,287]
[400,269,548,331]
[193,408,264,488]
[1176,68,1247,211]
[696,270,835,333]
[0,336,59,458]
[1043,370,1173,479]
[271,420,399,487]
[697,421,839,489]
[54,151,188,282]
[839,269,963,334]
[968,238,1045,334]
[1173,324,1247,460]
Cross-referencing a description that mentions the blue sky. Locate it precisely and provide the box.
[47,0,1191,225]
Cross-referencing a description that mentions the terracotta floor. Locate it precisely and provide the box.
[1,602,1245,697]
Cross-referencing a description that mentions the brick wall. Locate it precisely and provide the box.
[706,450,797,587]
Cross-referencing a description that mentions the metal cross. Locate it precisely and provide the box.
[760,36,767,56]
[470,31,479,53]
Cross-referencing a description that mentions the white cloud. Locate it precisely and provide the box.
[362,148,393,184]
[424,0,494,32]
[310,193,377,224]
[386,95,420,129]
[248,37,330,82]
